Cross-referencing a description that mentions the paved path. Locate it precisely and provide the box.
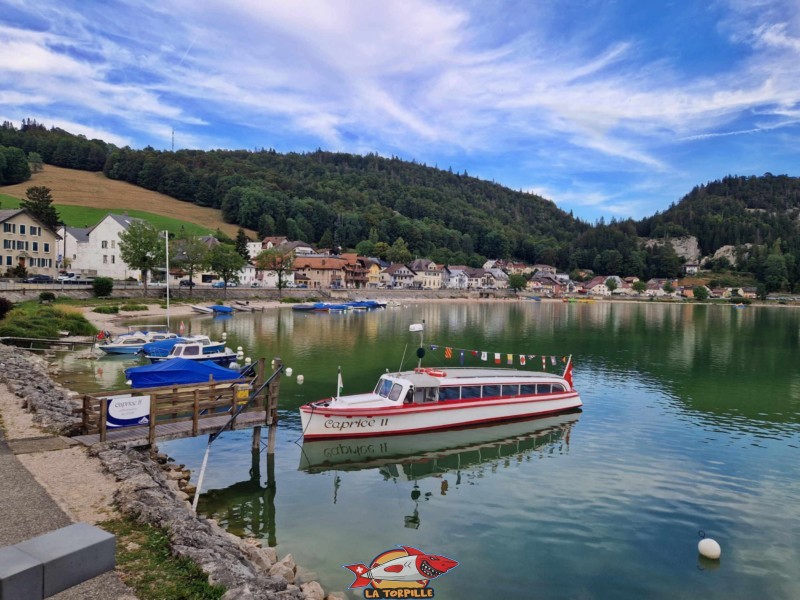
[0,428,136,600]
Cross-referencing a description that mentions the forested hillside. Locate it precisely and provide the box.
[3,120,800,289]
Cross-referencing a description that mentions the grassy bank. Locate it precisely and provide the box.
[0,301,97,338]
[100,518,225,600]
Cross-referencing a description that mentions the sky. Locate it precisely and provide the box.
[2,0,800,223]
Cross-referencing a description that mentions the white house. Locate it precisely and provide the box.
[57,214,144,280]
[444,267,468,289]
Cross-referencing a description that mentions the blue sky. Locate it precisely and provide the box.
[2,0,800,222]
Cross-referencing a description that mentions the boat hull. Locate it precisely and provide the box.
[299,391,582,439]
[98,344,146,355]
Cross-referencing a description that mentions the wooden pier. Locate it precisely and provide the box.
[72,358,283,449]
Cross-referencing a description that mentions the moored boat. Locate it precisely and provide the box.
[125,357,249,389]
[98,330,178,355]
[140,335,225,358]
[299,324,581,439]
[209,304,234,314]
[190,305,213,314]
[145,342,239,366]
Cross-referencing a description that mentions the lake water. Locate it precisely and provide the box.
[59,301,800,599]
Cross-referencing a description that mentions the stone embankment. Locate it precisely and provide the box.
[0,343,341,600]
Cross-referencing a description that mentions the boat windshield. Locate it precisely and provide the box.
[375,377,403,401]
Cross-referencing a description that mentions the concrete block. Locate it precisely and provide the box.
[14,523,115,597]
[0,545,43,600]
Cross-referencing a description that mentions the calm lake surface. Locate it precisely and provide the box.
[59,301,800,599]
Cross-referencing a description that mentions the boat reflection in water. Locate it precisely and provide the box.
[298,410,580,478]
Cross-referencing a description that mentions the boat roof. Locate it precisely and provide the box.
[389,367,563,385]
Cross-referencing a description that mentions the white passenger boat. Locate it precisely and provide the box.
[299,324,582,439]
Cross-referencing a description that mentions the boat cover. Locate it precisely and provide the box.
[209,305,234,313]
[125,357,244,389]
[141,337,188,356]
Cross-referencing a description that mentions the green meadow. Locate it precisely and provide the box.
[0,193,214,237]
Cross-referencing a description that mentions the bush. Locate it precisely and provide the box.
[92,277,114,297]
[39,291,56,303]
[0,297,13,320]
[93,305,119,314]
[120,304,149,311]
[0,305,96,338]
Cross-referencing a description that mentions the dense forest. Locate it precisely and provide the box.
[2,120,800,290]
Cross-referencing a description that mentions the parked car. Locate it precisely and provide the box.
[212,281,238,288]
[25,274,54,284]
[250,282,260,288]
[179,279,195,288]
[295,283,308,288]
[57,272,77,282]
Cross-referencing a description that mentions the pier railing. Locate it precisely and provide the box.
[80,359,268,446]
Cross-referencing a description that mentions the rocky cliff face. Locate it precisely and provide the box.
[643,236,701,262]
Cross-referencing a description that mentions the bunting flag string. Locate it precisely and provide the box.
[427,343,568,369]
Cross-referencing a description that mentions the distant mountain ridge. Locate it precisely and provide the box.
[2,120,800,290]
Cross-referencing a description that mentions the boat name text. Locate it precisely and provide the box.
[324,417,390,430]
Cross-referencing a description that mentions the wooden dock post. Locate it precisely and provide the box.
[266,357,282,455]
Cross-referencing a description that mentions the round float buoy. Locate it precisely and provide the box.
[285,367,293,377]
[222,332,227,340]
[698,538,721,560]
[297,375,304,384]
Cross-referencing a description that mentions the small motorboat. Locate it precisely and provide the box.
[140,335,225,358]
[312,302,349,312]
[190,305,213,314]
[232,302,254,312]
[291,304,317,312]
[145,342,239,367]
[125,357,249,389]
[98,330,178,355]
[209,304,234,314]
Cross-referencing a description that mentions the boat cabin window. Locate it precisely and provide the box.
[413,387,438,403]
[387,383,403,402]
[502,384,520,397]
[438,387,460,401]
[520,384,537,395]
[538,384,553,394]
[182,345,200,356]
[483,385,501,398]
[375,377,404,401]
[461,385,481,400]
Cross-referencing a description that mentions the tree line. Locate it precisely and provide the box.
[3,121,800,291]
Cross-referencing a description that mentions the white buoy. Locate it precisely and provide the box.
[285,367,293,377]
[244,357,251,365]
[698,538,721,560]
[297,375,305,384]
[237,346,243,353]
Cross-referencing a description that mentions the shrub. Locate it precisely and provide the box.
[120,304,149,311]
[0,305,96,338]
[39,291,56,303]
[0,297,13,320]
[93,277,114,297]
[93,305,119,314]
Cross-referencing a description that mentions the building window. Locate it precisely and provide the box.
[2,240,10,249]
[5,256,11,266]
[43,243,50,252]
[3,223,14,233]
[103,255,108,264]
[32,242,39,252]
[19,224,26,235]
[111,255,115,264]
[101,240,108,249]
[111,240,115,248]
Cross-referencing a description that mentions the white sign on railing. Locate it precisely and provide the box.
[105,394,151,428]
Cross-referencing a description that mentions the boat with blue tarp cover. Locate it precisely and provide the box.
[125,357,248,389]
[209,305,234,314]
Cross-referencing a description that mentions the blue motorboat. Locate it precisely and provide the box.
[125,358,247,389]
[312,302,349,312]
[291,304,317,311]
[345,300,384,310]
[145,342,239,366]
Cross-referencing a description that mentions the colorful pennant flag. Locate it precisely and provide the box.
[445,347,453,359]
[551,356,557,365]
[430,345,438,351]
[481,351,488,361]
[542,356,546,369]
[494,353,501,364]
[519,355,526,366]
[506,353,513,365]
